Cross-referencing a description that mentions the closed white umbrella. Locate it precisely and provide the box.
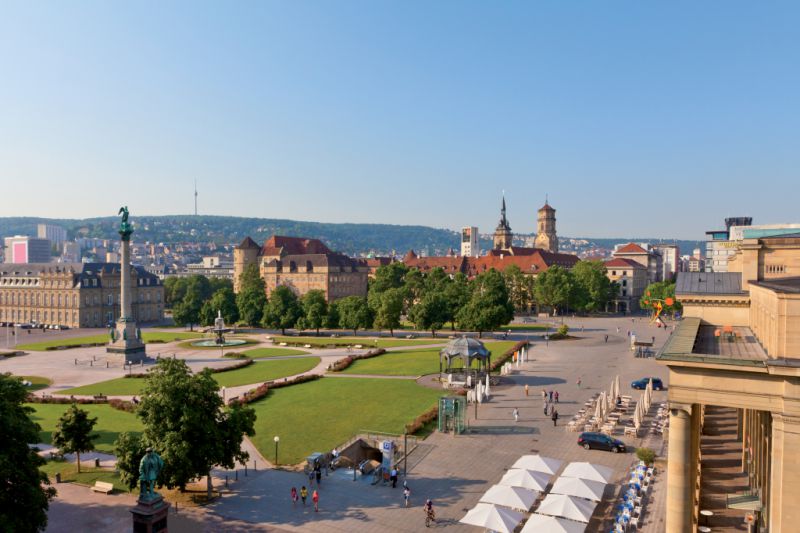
[550,476,607,502]
[499,468,552,492]
[536,494,597,523]
[614,375,620,402]
[460,503,524,533]
[480,484,538,512]
[512,455,563,475]
[594,395,602,421]
[633,400,641,430]
[485,373,490,397]
[520,514,587,533]
[560,462,614,484]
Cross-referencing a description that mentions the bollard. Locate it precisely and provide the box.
[175,501,178,514]
[235,470,238,481]
[225,475,228,487]
[55,473,61,483]
[90,361,93,367]
[141,360,144,367]
[253,460,257,471]
[74,358,77,365]
[95,458,100,468]
[106,362,109,368]
[244,464,248,477]
[93,355,96,361]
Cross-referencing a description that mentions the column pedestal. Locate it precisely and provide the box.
[131,494,169,533]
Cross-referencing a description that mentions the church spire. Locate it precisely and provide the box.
[501,194,507,225]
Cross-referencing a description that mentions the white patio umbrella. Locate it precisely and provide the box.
[536,493,597,523]
[614,375,620,402]
[520,514,587,533]
[459,503,524,533]
[499,468,552,492]
[512,455,563,475]
[607,379,615,409]
[550,476,607,502]
[594,394,603,421]
[633,400,642,430]
[480,484,538,512]
[560,462,614,484]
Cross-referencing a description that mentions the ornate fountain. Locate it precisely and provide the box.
[191,310,247,347]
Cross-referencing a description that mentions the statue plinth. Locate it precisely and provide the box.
[130,493,169,533]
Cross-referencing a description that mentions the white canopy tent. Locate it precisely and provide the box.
[459,503,524,533]
[512,455,563,475]
[536,494,597,523]
[480,484,538,512]
[499,468,552,492]
[520,514,587,533]
[560,462,614,484]
[550,476,607,502]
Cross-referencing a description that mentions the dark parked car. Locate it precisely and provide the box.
[577,432,626,453]
[631,377,664,390]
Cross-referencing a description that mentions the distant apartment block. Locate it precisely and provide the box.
[460,226,479,257]
[37,224,67,248]
[3,236,52,264]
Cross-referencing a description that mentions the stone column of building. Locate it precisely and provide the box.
[666,403,694,533]
[769,413,800,531]
[690,403,702,519]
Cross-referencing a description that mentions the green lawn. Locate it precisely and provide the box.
[241,347,309,358]
[57,357,322,396]
[27,403,143,453]
[338,340,518,376]
[272,335,444,348]
[249,377,442,465]
[40,460,129,492]
[17,331,204,351]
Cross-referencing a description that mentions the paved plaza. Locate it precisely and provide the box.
[2,316,673,532]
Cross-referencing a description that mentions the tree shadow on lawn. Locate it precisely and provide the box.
[209,469,486,528]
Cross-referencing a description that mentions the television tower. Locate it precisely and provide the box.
[194,180,198,216]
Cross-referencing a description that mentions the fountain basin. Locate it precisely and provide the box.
[191,338,249,348]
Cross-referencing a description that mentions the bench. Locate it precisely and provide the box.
[93,394,107,401]
[91,481,114,494]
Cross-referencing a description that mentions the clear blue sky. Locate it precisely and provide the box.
[1,2,798,239]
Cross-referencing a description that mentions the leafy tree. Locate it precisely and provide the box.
[443,272,471,330]
[457,269,514,337]
[571,260,615,312]
[403,268,425,311]
[200,287,239,327]
[114,431,147,491]
[409,291,448,337]
[127,358,256,499]
[0,374,56,532]
[640,281,681,315]
[503,264,535,312]
[51,404,99,474]
[337,296,372,336]
[171,275,212,331]
[533,265,576,315]
[236,264,267,326]
[370,262,408,294]
[298,290,328,335]
[325,300,341,329]
[262,285,303,334]
[163,277,188,308]
[373,287,405,336]
[208,277,233,294]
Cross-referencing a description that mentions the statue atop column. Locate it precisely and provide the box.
[118,206,134,240]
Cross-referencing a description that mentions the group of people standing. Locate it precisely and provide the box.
[515,385,560,426]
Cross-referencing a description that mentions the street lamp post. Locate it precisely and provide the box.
[273,435,280,466]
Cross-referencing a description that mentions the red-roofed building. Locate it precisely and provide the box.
[604,257,648,313]
[613,242,663,284]
[233,235,367,302]
[402,247,578,279]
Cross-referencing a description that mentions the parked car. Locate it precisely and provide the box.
[631,377,664,390]
[577,432,626,453]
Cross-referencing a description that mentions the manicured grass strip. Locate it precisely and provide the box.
[213,357,320,388]
[26,403,143,453]
[249,377,442,465]
[17,331,204,351]
[338,341,519,377]
[57,357,322,396]
[272,336,444,348]
[16,375,53,391]
[40,461,129,492]
[241,347,309,358]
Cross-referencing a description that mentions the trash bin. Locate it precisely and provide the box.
[55,473,61,483]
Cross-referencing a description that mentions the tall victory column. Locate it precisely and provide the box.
[107,206,146,362]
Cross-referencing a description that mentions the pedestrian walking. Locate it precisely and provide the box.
[548,390,553,402]
[512,407,519,422]
[403,486,411,507]
[576,377,582,389]
[652,336,655,344]
[300,486,308,506]
[552,409,559,426]
[312,489,319,512]
[308,469,315,487]
[524,384,529,397]
[554,391,559,403]
[616,326,620,333]
[291,487,298,507]
[541,389,547,402]
[315,468,322,486]
[543,401,548,415]
[391,467,398,488]
[605,334,609,343]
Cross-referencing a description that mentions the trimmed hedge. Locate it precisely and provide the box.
[328,348,387,372]
[210,358,253,373]
[231,373,322,406]
[404,404,439,434]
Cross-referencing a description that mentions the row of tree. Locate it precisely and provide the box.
[166,260,619,336]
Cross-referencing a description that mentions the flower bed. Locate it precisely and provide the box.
[328,348,387,372]
[231,374,322,406]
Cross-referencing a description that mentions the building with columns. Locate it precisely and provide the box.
[657,232,800,532]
